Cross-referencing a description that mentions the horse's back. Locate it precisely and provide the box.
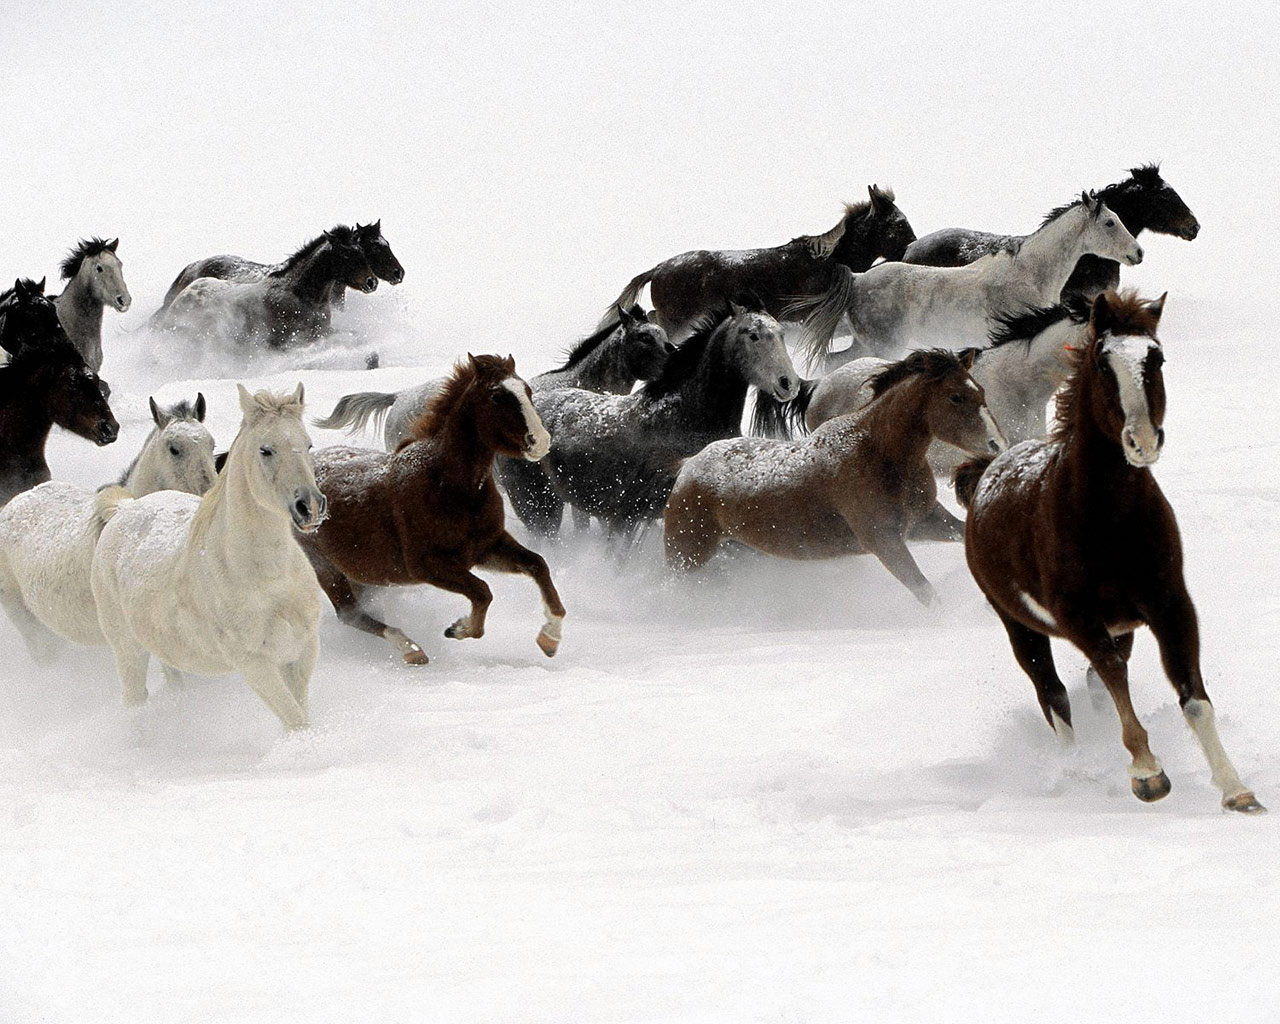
[384,379,445,450]
[903,229,1017,267]
[806,357,886,429]
[0,481,107,646]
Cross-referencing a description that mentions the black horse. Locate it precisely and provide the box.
[152,222,401,319]
[0,278,118,506]
[600,186,916,339]
[902,165,1198,300]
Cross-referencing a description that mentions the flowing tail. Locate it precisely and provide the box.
[597,266,658,329]
[750,379,818,438]
[93,485,132,527]
[313,390,397,435]
[784,264,859,371]
[953,456,996,509]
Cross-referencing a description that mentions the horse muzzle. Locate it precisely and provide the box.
[1124,246,1144,266]
[291,489,328,532]
[772,375,801,401]
[1122,424,1162,467]
[522,431,551,462]
[96,419,120,446]
[360,277,379,294]
[114,294,132,312]
[388,267,405,285]
[1179,220,1201,241]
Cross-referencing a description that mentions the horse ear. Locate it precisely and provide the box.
[728,300,746,318]
[290,382,305,407]
[615,303,633,326]
[1146,292,1167,323]
[149,396,165,427]
[868,185,889,210]
[372,219,381,232]
[505,354,516,372]
[1091,292,1113,335]
[106,238,119,252]
[36,277,46,293]
[958,347,979,370]
[237,383,256,416]
[195,392,207,421]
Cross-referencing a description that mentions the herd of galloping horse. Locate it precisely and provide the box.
[0,164,1263,814]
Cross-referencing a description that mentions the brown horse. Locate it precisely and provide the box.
[957,290,1263,813]
[664,349,1006,605]
[295,354,566,664]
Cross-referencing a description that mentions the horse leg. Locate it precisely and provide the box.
[109,641,151,707]
[241,657,308,730]
[0,582,61,663]
[478,531,567,657]
[312,556,428,665]
[850,524,935,606]
[570,506,592,534]
[1072,626,1169,803]
[161,664,186,690]
[282,632,319,713]
[1142,593,1264,813]
[1086,632,1133,711]
[663,484,723,571]
[994,608,1073,742]
[422,564,493,642]
[907,501,966,543]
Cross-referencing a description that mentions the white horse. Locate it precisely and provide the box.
[52,237,131,373]
[0,395,218,656]
[91,384,327,729]
[798,192,1143,364]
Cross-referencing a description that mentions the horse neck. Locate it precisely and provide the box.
[1014,209,1094,298]
[55,276,104,362]
[831,214,877,270]
[662,329,750,436]
[572,331,636,393]
[284,246,342,304]
[1095,183,1148,235]
[186,448,293,577]
[0,373,55,471]
[122,431,161,494]
[410,393,498,487]
[855,377,936,462]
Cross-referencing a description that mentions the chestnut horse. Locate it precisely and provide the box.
[957,290,1263,813]
[665,349,1006,605]
[296,354,566,664]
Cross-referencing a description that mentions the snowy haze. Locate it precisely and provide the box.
[3,4,1280,1022]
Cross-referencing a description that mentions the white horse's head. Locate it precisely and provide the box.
[142,393,217,496]
[1078,192,1144,267]
[235,383,327,531]
[723,302,800,401]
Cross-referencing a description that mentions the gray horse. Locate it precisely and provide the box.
[52,237,131,373]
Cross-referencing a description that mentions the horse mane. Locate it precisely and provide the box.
[641,297,762,398]
[0,278,45,303]
[552,305,646,372]
[277,224,359,272]
[1114,163,1164,193]
[59,238,115,280]
[1050,289,1162,443]
[868,348,967,398]
[1038,194,1089,229]
[988,301,1078,349]
[401,354,510,445]
[164,397,201,420]
[797,199,873,257]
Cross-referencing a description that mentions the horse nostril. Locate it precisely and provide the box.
[295,499,310,521]
[988,439,1000,454]
[780,376,792,391]
[1157,427,1166,447]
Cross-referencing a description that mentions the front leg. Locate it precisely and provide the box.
[907,500,966,542]
[281,631,320,713]
[241,658,308,731]
[849,520,935,606]
[420,561,493,641]
[478,531,567,657]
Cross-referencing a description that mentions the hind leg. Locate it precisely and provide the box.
[241,658,308,730]
[1086,631,1132,711]
[281,632,320,714]
[161,664,186,690]
[663,486,724,571]
[0,584,62,663]
[995,608,1073,742]
[478,532,567,657]
[108,640,151,707]
[311,555,428,665]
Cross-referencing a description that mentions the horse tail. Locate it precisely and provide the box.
[952,456,995,509]
[598,266,657,329]
[784,265,858,371]
[93,485,132,527]
[313,390,396,435]
[750,379,817,438]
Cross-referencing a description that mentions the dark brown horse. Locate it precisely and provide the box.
[0,278,118,506]
[957,290,1262,813]
[602,186,915,339]
[295,354,566,664]
[665,349,1005,604]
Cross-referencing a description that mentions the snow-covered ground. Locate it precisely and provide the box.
[4,4,1280,1022]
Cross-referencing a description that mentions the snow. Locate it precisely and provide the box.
[4,4,1280,1022]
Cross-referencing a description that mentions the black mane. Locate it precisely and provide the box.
[868,348,966,398]
[642,295,765,398]
[59,238,114,280]
[1039,195,1088,230]
[278,224,359,272]
[552,305,646,372]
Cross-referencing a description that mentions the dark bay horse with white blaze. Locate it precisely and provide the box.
[903,165,1198,300]
[957,290,1262,813]
[665,349,1005,604]
[602,186,915,339]
[0,279,118,506]
[297,355,566,664]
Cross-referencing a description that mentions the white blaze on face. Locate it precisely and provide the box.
[1103,333,1161,466]
[504,378,551,460]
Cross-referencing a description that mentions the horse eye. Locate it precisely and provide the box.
[169,445,181,457]
[260,446,274,457]
[1105,219,1116,228]
[749,332,759,342]
[96,265,103,273]
[949,393,964,405]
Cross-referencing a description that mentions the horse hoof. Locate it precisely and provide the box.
[536,631,559,658]
[402,646,429,666]
[1131,771,1172,803]
[1224,791,1266,814]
